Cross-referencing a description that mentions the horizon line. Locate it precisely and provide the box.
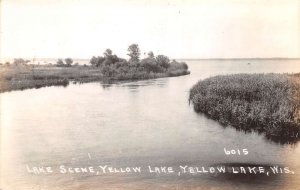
[1,57,300,61]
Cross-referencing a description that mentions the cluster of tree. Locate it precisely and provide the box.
[1,58,31,66]
[90,49,123,67]
[56,58,74,67]
[13,58,31,65]
[89,44,188,79]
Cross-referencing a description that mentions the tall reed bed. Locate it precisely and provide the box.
[189,73,300,143]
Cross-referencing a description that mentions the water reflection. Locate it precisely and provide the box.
[99,78,169,90]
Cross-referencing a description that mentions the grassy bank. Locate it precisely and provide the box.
[189,73,300,143]
[0,44,190,92]
[0,62,189,93]
[0,65,98,92]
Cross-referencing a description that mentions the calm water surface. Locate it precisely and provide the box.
[1,59,300,190]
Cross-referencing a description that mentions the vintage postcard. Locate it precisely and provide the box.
[0,0,299,189]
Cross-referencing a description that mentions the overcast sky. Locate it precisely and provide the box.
[0,0,299,59]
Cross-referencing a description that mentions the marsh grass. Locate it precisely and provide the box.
[189,73,300,143]
[0,65,101,92]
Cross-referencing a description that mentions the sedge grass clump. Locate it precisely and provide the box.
[189,73,300,143]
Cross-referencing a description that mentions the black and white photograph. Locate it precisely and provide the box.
[0,0,300,189]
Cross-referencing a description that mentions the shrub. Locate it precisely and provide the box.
[156,55,170,69]
[56,59,64,67]
[65,58,73,67]
[141,58,164,73]
[90,56,105,67]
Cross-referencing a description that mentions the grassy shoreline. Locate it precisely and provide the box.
[0,64,190,93]
[1,44,190,92]
[189,73,300,144]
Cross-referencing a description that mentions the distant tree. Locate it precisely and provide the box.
[90,56,105,67]
[102,49,120,65]
[90,56,98,66]
[5,62,10,66]
[104,49,113,58]
[65,58,73,67]
[111,54,119,63]
[13,58,30,65]
[155,55,170,69]
[127,44,140,62]
[57,59,64,66]
[147,51,154,58]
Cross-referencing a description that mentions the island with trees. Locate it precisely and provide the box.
[189,73,300,144]
[0,44,189,92]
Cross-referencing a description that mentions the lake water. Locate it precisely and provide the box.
[1,59,300,190]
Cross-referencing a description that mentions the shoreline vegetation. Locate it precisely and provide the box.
[0,44,190,93]
[189,73,300,144]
